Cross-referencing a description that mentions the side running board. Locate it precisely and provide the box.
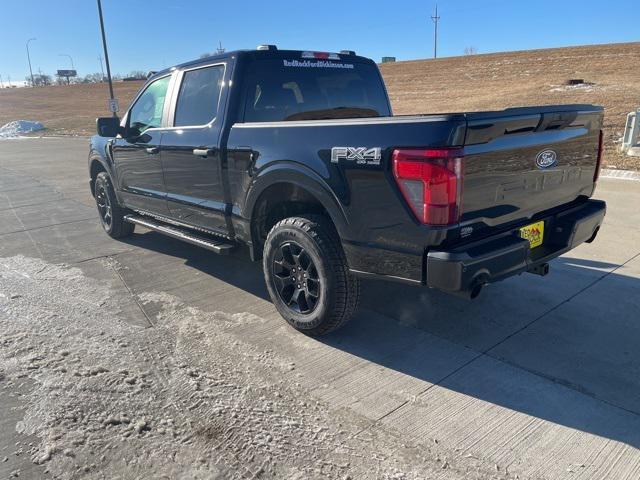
[124,214,235,255]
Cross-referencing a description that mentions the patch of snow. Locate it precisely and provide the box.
[601,169,640,181]
[0,120,45,138]
[549,83,597,93]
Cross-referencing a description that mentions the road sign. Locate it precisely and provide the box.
[108,98,119,113]
[56,69,77,77]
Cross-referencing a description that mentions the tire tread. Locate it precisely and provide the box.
[265,215,359,335]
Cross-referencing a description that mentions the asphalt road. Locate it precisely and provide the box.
[1,137,640,479]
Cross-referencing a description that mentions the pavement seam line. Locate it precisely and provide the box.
[369,251,640,426]
[0,198,68,213]
[0,216,97,236]
[484,249,640,356]
[106,255,155,328]
[72,249,138,265]
[483,354,640,418]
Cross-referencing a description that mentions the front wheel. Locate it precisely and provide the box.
[263,215,360,336]
[94,172,134,239]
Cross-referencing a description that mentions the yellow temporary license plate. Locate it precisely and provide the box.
[520,221,545,249]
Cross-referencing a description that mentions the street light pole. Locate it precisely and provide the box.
[96,0,117,117]
[58,54,75,70]
[26,38,36,87]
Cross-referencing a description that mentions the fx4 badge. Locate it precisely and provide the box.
[331,147,382,166]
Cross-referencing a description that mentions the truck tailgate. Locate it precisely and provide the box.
[461,105,603,228]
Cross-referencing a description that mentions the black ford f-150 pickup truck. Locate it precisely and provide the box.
[90,45,606,335]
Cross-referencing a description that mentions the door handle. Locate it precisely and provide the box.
[145,147,159,154]
[193,148,217,157]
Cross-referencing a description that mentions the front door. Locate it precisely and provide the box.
[161,63,228,233]
[113,74,172,215]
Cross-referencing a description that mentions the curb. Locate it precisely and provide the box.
[601,169,640,182]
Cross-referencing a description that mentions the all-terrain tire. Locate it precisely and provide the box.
[263,215,360,335]
[94,172,135,239]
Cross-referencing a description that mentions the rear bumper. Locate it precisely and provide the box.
[426,199,606,297]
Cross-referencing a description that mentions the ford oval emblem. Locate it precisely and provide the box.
[536,149,557,169]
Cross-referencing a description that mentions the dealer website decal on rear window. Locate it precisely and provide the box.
[283,59,354,69]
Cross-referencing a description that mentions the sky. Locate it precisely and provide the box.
[0,0,638,86]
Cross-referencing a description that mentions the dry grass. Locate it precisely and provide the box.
[381,42,640,170]
[0,80,144,136]
[1,42,639,168]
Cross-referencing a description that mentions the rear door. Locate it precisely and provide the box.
[113,74,173,214]
[460,106,603,230]
[161,62,229,233]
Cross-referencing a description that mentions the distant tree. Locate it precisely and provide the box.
[26,74,52,86]
[464,46,478,56]
[126,71,147,80]
[83,73,105,83]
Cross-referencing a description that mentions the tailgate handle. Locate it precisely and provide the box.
[193,148,217,157]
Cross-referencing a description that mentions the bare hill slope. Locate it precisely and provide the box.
[0,81,143,137]
[381,42,640,169]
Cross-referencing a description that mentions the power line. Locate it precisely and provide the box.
[430,4,440,59]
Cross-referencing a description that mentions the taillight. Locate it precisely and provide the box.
[392,148,464,225]
[594,129,604,182]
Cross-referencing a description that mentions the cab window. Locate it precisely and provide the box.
[174,65,225,127]
[128,75,171,134]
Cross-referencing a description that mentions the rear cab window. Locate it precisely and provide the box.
[242,55,391,122]
[174,64,225,126]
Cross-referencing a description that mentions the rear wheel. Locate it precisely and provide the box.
[263,215,360,335]
[94,172,134,239]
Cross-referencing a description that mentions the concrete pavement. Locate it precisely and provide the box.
[1,137,639,479]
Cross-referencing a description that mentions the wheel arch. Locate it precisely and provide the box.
[89,156,107,197]
[245,165,349,260]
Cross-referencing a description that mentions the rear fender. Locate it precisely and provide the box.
[244,162,350,241]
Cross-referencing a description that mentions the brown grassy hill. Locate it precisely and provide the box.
[0,80,144,136]
[380,42,640,170]
[1,42,638,168]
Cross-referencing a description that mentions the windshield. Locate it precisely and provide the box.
[242,58,391,122]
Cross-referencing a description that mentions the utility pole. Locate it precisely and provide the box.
[97,0,117,117]
[98,55,105,81]
[26,38,36,87]
[0,75,4,89]
[431,4,440,59]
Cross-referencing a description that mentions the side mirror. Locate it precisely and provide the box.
[96,117,121,137]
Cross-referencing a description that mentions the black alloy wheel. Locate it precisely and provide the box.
[271,241,321,314]
[95,182,113,229]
